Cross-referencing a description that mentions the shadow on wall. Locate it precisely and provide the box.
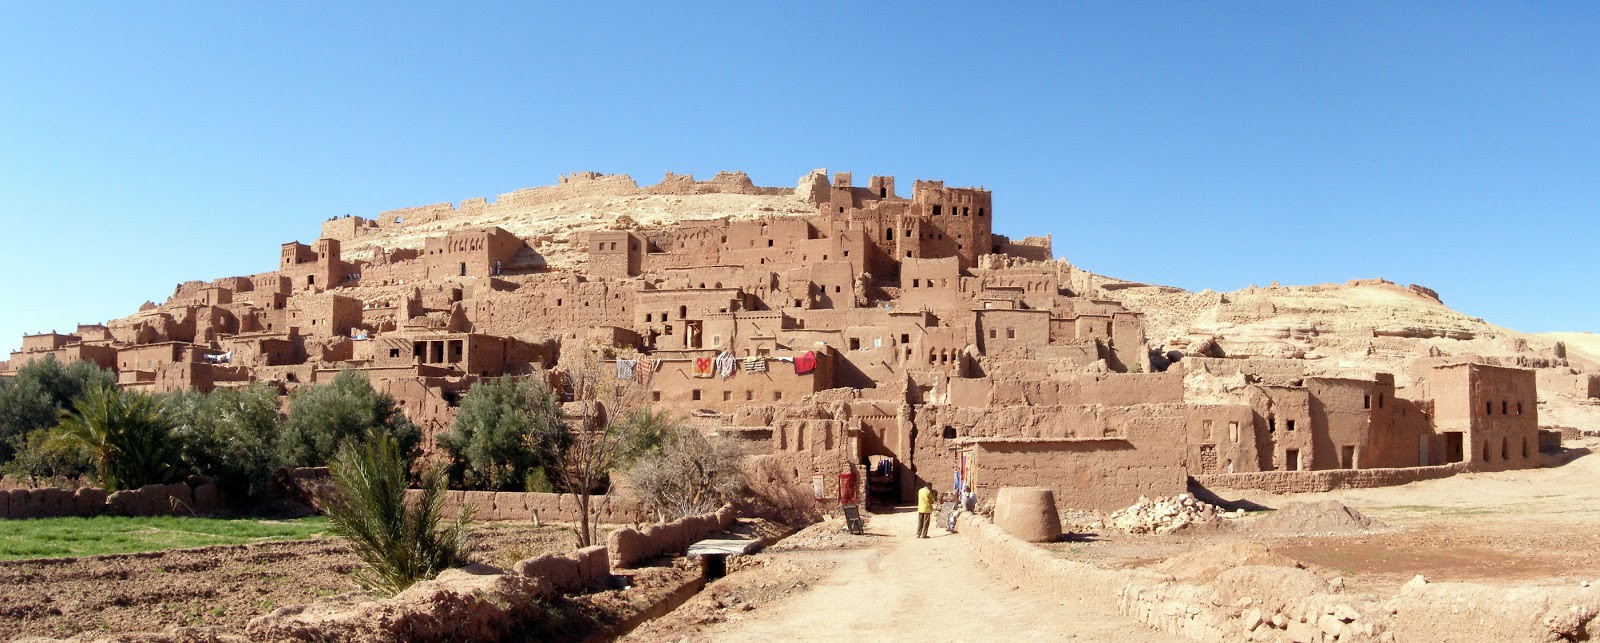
[1184,482,1276,512]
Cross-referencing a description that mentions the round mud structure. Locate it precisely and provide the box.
[994,487,1062,542]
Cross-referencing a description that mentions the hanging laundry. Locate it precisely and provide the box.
[742,356,767,373]
[794,350,816,375]
[693,356,714,378]
[634,357,658,384]
[715,351,737,379]
[615,358,636,380]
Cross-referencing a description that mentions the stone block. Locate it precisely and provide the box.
[137,484,170,516]
[106,490,139,516]
[512,554,581,592]
[994,487,1062,543]
[492,492,529,521]
[463,491,496,517]
[192,483,222,514]
[39,488,71,517]
[572,545,610,584]
[607,527,645,569]
[74,487,107,515]
[1286,620,1316,643]
[165,482,194,513]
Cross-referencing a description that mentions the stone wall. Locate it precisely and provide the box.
[281,467,652,524]
[606,504,737,568]
[247,504,739,641]
[0,481,225,519]
[1192,463,1466,495]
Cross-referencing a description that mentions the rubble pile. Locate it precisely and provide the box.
[1107,493,1241,534]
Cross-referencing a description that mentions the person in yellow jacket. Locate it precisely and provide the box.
[916,483,935,538]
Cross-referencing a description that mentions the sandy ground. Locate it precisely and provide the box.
[672,510,1178,643]
[1044,440,1600,598]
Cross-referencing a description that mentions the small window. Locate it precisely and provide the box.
[850,338,861,350]
[1517,402,1523,415]
[932,205,941,216]
[723,391,732,401]
[389,348,400,358]
[1287,420,1296,431]
[913,279,921,288]
[988,329,996,339]
[942,427,957,439]
[691,389,701,401]
[645,314,653,322]
[767,239,774,247]
[745,390,753,401]
[886,229,894,241]
[901,334,910,343]
[1268,417,1277,433]
[1006,328,1015,339]
[773,391,782,401]
[978,207,985,217]
[1363,394,1371,409]
[1486,402,1493,415]
[1230,422,1239,443]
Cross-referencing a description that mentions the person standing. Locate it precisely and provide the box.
[916,483,935,538]
[948,484,974,533]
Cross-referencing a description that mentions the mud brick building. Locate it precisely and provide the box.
[2,169,1548,512]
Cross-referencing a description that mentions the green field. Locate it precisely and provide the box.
[0,516,331,560]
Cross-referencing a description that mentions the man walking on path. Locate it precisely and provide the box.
[916,483,935,538]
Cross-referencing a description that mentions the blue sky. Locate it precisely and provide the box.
[2,3,1596,354]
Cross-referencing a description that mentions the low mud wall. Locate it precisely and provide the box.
[510,545,610,594]
[0,481,225,519]
[424,489,649,524]
[248,505,740,641]
[606,505,737,569]
[966,514,1600,642]
[1192,463,1466,495]
[280,467,651,524]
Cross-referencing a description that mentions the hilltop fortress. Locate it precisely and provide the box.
[8,169,1589,511]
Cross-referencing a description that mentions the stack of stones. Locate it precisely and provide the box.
[1107,493,1238,534]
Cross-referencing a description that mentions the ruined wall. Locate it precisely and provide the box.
[0,480,226,519]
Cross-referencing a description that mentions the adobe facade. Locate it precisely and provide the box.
[2,169,1556,512]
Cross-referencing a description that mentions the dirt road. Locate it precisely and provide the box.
[698,509,1176,642]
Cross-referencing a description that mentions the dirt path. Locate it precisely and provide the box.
[697,510,1176,642]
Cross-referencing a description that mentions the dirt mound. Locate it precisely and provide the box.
[1246,501,1387,536]
[1151,541,1304,582]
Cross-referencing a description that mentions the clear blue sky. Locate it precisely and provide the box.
[2,3,1596,355]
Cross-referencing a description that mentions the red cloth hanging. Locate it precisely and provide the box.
[794,350,816,375]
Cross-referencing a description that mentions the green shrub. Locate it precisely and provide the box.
[0,428,90,487]
[281,370,420,468]
[166,383,286,502]
[0,356,114,464]
[441,376,568,491]
[46,384,179,491]
[325,434,471,596]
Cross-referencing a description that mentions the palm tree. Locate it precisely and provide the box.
[46,384,178,491]
[325,434,472,596]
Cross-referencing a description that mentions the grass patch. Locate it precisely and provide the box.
[0,515,330,560]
